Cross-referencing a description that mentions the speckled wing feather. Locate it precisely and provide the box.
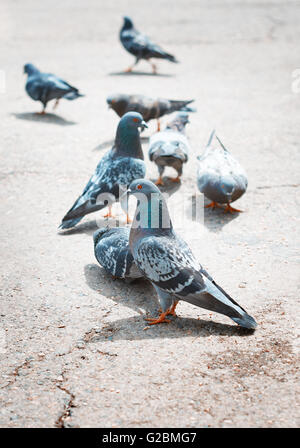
[60,150,145,228]
[94,227,142,279]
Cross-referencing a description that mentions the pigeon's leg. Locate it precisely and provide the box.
[145,286,173,324]
[205,201,222,210]
[53,99,60,110]
[148,60,157,74]
[125,58,139,72]
[145,311,170,325]
[156,119,161,131]
[171,165,182,183]
[103,205,115,219]
[155,166,164,186]
[37,104,46,115]
[125,213,132,224]
[224,203,242,214]
[170,176,181,183]
[167,300,179,316]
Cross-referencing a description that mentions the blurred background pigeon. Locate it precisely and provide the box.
[24,63,83,114]
[107,93,195,130]
[120,16,178,74]
[93,226,143,281]
[59,112,147,229]
[148,112,190,185]
[197,131,248,213]
[128,179,257,329]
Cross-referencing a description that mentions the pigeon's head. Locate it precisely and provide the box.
[107,93,129,116]
[128,179,161,197]
[176,111,190,125]
[118,112,148,134]
[122,16,134,29]
[166,111,190,132]
[93,227,110,247]
[24,63,39,76]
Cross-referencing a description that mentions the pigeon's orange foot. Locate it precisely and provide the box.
[36,111,46,115]
[126,214,132,224]
[205,201,221,210]
[145,311,170,325]
[155,177,164,186]
[156,119,161,131]
[171,176,181,183]
[224,203,242,214]
[103,211,116,219]
[167,301,179,316]
[125,67,133,73]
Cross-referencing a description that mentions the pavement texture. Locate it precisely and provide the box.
[0,0,299,428]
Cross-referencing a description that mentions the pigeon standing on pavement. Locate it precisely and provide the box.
[93,226,143,281]
[119,16,178,74]
[148,112,190,185]
[59,112,147,229]
[197,131,248,213]
[107,93,195,131]
[24,63,83,114]
[127,179,257,329]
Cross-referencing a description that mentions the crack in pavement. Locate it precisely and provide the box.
[55,371,76,428]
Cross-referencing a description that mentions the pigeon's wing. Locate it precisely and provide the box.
[121,29,176,61]
[60,153,145,228]
[95,228,142,279]
[135,235,256,328]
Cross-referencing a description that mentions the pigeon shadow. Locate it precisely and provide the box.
[84,263,156,315]
[58,219,101,236]
[83,264,255,341]
[92,139,115,151]
[108,71,174,78]
[150,177,182,197]
[203,200,240,233]
[183,195,239,233]
[13,112,77,126]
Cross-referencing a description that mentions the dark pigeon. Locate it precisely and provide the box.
[148,112,190,185]
[128,179,257,329]
[59,112,147,229]
[107,93,195,131]
[93,226,143,281]
[197,131,248,213]
[24,63,83,114]
[120,16,178,73]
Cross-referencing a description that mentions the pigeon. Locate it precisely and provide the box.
[127,179,257,329]
[93,226,143,281]
[148,112,190,185]
[59,112,147,229]
[24,63,83,114]
[120,16,178,74]
[107,93,195,131]
[197,131,248,213]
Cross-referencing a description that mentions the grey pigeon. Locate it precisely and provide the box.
[24,63,83,114]
[148,112,190,185]
[107,93,195,131]
[120,16,178,74]
[93,226,143,281]
[197,131,248,213]
[128,179,257,329]
[59,112,147,229]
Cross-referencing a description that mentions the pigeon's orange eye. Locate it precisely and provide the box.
[137,184,142,190]
[133,118,139,123]
[111,100,115,104]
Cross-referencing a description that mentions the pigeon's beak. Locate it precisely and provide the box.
[120,188,132,200]
[139,120,148,131]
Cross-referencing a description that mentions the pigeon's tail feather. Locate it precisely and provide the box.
[63,91,84,100]
[59,216,83,230]
[163,53,178,63]
[168,99,195,113]
[181,275,257,330]
[231,313,257,330]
